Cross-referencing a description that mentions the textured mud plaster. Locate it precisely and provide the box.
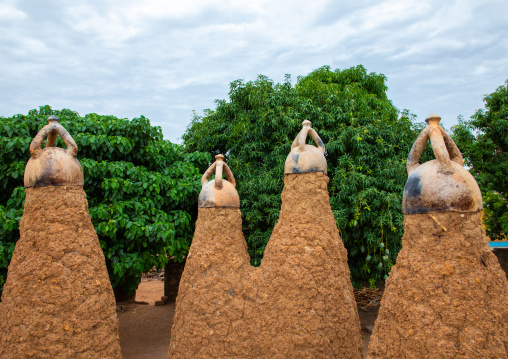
[169,172,362,359]
[367,212,508,358]
[0,186,122,358]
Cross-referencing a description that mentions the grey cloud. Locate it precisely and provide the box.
[1,0,507,143]
[313,0,379,27]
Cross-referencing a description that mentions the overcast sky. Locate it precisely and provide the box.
[1,0,507,143]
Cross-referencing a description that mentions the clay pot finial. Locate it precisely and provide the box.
[403,114,482,214]
[198,154,240,208]
[24,115,84,188]
[284,120,327,174]
[425,114,441,125]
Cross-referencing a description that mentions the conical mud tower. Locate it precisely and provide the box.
[0,116,122,358]
[168,154,255,358]
[169,121,362,359]
[367,115,508,358]
[260,120,362,358]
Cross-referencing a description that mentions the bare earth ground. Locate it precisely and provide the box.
[118,279,378,359]
[118,280,174,359]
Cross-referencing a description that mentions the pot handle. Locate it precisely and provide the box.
[29,116,78,158]
[291,120,325,153]
[201,154,236,190]
[406,114,463,175]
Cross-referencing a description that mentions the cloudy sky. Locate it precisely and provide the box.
[1,0,507,142]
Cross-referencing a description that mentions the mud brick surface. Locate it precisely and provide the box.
[0,186,121,359]
[169,172,362,359]
[368,212,508,358]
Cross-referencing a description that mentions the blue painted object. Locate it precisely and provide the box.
[489,241,508,248]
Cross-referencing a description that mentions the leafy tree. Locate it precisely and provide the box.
[452,80,508,240]
[183,65,425,286]
[0,105,210,296]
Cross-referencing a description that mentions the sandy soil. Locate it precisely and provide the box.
[360,308,379,357]
[118,280,173,359]
[118,279,378,359]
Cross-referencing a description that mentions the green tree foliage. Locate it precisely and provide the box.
[183,65,424,286]
[452,80,508,240]
[0,105,210,296]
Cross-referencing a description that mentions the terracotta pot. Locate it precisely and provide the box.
[198,154,240,208]
[284,119,327,174]
[24,115,83,188]
[403,114,482,214]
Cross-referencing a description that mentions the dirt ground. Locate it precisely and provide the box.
[118,279,378,359]
[117,280,174,359]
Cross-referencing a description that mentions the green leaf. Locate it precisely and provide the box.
[0,107,206,295]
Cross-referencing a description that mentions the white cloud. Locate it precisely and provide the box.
[0,0,507,142]
[63,5,141,43]
[0,2,26,20]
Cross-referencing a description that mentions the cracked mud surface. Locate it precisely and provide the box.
[368,212,508,358]
[0,186,121,359]
[169,172,362,358]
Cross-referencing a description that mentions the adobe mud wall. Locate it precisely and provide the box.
[164,259,186,302]
[0,186,122,358]
[169,172,362,359]
[367,212,508,358]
